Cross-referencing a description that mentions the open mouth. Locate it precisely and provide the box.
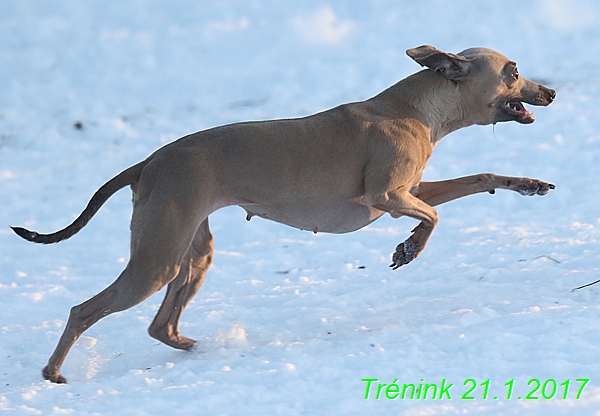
[503,100,535,124]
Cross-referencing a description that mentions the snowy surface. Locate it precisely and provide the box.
[2,1,600,414]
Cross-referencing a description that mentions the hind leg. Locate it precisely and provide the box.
[148,219,213,350]
[42,197,207,383]
[42,262,181,383]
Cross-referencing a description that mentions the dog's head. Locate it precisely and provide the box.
[406,45,556,126]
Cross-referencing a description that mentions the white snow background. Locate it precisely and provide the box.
[1,0,600,414]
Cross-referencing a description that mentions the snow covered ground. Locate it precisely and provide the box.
[2,0,600,414]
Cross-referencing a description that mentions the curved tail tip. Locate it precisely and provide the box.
[10,226,39,242]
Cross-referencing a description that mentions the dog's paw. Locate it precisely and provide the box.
[42,365,67,384]
[390,239,421,270]
[508,178,555,196]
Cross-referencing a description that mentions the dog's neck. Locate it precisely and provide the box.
[370,70,473,144]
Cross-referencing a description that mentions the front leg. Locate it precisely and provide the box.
[366,190,439,269]
[412,173,555,207]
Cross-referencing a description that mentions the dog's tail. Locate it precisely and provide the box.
[11,161,146,244]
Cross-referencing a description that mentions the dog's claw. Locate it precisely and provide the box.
[390,239,421,270]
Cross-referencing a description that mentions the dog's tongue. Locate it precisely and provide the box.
[522,112,535,123]
[508,101,535,124]
[519,106,535,124]
[521,107,535,123]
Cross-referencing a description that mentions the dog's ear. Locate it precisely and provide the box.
[406,45,471,81]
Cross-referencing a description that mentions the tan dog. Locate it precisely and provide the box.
[12,45,556,383]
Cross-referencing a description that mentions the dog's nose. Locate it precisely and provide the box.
[543,87,556,102]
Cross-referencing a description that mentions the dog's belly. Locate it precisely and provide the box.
[240,200,385,234]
